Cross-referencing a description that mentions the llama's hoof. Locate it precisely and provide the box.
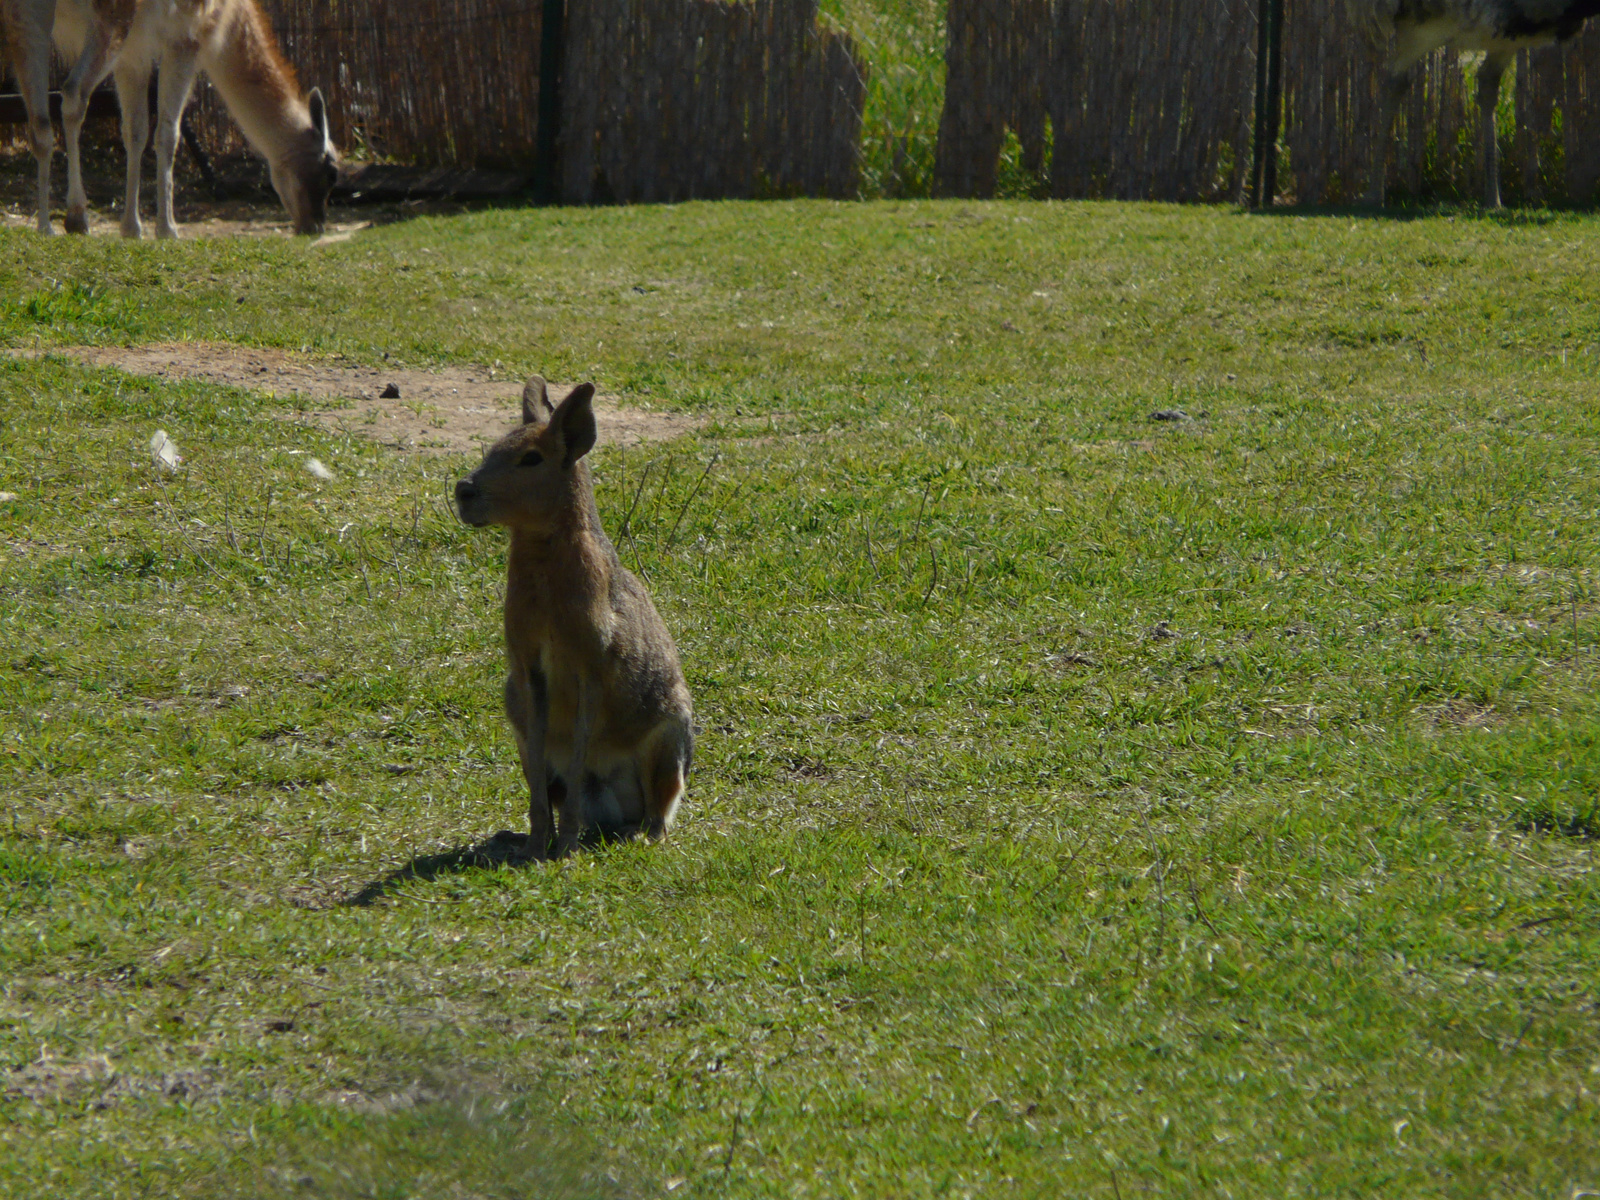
[63,209,89,235]
[35,221,58,237]
[120,220,143,240]
[155,223,180,240]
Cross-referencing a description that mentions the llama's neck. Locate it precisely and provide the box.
[199,0,311,163]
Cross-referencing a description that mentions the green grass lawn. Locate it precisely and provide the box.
[1,200,1598,1198]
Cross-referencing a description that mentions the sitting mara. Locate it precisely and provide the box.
[454,378,695,859]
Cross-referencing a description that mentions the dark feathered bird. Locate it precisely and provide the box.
[1354,0,1600,206]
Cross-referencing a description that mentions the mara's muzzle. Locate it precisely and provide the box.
[454,478,489,527]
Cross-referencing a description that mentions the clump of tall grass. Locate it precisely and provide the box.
[824,0,946,197]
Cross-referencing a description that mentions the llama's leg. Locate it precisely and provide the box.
[1477,51,1511,210]
[60,87,92,234]
[1366,67,1413,207]
[114,64,152,239]
[153,47,201,240]
[10,18,58,234]
[61,45,116,235]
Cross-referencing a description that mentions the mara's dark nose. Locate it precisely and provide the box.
[454,480,478,507]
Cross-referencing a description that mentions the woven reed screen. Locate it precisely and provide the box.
[935,0,1600,206]
[184,0,546,169]
[1051,0,1255,201]
[1511,35,1600,205]
[560,0,867,201]
[181,0,866,200]
[936,0,1051,197]
[936,0,1254,201]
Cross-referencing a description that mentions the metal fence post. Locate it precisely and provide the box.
[535,0,567,202]
[1250,0,1283,207]
[1250,0,1270,206]
[1263,0,1283,204]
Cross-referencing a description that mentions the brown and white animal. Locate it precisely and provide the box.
[1356,0,1600,207]
[0,0,338,237]
[454,378,695,860]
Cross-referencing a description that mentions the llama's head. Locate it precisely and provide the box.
[272,88,339,236]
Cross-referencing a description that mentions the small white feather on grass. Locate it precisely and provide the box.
[149,430,181,472]
[305,458,335,482]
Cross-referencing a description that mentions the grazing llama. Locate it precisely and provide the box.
[454,378,695,860]
[1356,0,1600,207]
[0,0,338,237]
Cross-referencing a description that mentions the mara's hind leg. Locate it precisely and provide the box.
[639,722,692,843]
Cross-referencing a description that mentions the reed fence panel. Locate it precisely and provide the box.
[560,0,865,202]
[186,0,546,169]
[936,0,1254,201]
[1052,0,1254,201]
[935,0,1050,197]
[1513,33,1600,206]
[1280,0,1476,204]
[178,0,865,201]
[935,0,1600,206]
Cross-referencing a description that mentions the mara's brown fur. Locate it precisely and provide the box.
[454,378,694,860]
[1,0,338,237]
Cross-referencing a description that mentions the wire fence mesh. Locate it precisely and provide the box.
[932,0,1600,206]
[10,0,1600,206]
[179,0,866,201]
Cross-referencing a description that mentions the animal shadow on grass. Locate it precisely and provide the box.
[342,827,630,907]
[1255,203,1567,225]
[342,830,535,906]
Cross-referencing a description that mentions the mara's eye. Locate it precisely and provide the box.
[519,451,543,468]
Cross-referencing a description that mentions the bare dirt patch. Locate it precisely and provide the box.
[1415,698,1505,732]
[0,203,373,242]
[12,342,698,454]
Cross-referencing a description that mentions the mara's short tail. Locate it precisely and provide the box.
[641,720,692,840]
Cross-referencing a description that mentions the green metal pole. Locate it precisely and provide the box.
[535,0,567,203]
[1250,0,1271,206]
[1263,0,1284,205]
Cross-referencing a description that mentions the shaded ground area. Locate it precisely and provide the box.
[0,202,375,241]
[0,137,494,239]
[8,342,698,453]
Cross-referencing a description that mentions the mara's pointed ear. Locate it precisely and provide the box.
[521,375,554,424]
[308,87,330,146]
[554,383,597,465]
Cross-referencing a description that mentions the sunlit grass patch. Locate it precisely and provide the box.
[0,200,1597,1197]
